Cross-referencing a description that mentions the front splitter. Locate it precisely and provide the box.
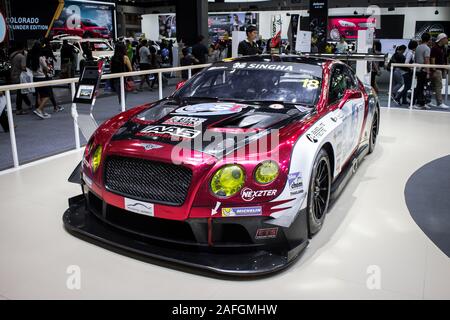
[63,196,308,277]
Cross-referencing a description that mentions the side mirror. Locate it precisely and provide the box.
[344,89,362,100]
[175,80,186,91]
[338,89,362,109]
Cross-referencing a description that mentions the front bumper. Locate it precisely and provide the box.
[63,194,309,276]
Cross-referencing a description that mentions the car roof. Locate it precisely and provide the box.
[226,54,333,66]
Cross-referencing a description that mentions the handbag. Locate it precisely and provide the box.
[125,78,135,92]
[0,94,6,115]
[20,68,35,94]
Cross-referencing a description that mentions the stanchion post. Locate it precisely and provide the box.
[5,90,19,168]
[120,76,126,112]
[388,66,394,108]
[410,66,417,110]
[158,72,163,100]
[188,68,192,79]
[70,82,81,149]
[445,69,449,103]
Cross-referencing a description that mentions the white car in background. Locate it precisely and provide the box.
[50,35,114,73]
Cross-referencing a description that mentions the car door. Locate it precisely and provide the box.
[328,64,365,173]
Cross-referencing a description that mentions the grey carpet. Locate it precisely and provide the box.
[0,78,181,170]
[405,155,450,258]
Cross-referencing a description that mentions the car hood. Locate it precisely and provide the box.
[110,98,311,159]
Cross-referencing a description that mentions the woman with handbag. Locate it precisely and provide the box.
[29,42,51,119]
[110,43,133,106]
[41,39,64,113]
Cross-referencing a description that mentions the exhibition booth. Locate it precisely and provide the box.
[141,6,450,52]
[0,0,449,302]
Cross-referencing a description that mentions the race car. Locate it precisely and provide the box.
[63,55,380,276]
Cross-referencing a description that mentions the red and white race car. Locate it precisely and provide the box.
[64,55,380,276]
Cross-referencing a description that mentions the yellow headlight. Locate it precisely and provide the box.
[91,146,102,173]
[211,165,245,197]
[255,161,279,184]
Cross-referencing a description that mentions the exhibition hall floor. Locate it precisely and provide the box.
[0,108,449,299]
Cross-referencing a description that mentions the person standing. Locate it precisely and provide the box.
[208,43,220,63]
[110,43,133,105]
[390,45,407,105]
[9,41,31,115]
[29,42,51,119]
[0,92,9,132]
[238,25,259,57]
[192,35,208,75]
[430,33,449,109]
[42,39,64,112]
[397,40,418,105]
[370,40,382,94]
[138,39,156,91]
[414,33,432,109]
[125,39,133,63]
[60,39,76,79]
[335,37,349,54]
[180,47,199,80]
[133,38,142,69]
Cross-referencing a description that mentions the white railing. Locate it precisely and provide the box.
[0,63,211,169]
[388,63,450,109]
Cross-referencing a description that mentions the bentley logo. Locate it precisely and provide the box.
[306,134,318,143]
[138,143,163,151]
[233,62,247,69]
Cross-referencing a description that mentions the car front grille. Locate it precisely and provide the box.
[104,156,192,206]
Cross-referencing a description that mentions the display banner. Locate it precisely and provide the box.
[309,0,328,53]
[6,0,116,41]
[7,0,62,41]
[328,16,376,41]
[209,13,259,42]
[270,14,282,54]
[295,30,312,53]
[159,14,176,39]
[51,1,116,39]
[288,14,300,53]
[415,21,450,39]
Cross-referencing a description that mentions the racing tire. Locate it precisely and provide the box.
[368,107,379,154]
[307,149,332,237]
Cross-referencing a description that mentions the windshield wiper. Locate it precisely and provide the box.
[240,100,315,107]
[177,96,246,103]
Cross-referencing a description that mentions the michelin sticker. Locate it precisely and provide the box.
[222,206,263,217]
[174,103,246,116]
[288,172,304,195]
[124,198,154,217]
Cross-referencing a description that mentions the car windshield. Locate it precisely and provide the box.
[174,62,323,106]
